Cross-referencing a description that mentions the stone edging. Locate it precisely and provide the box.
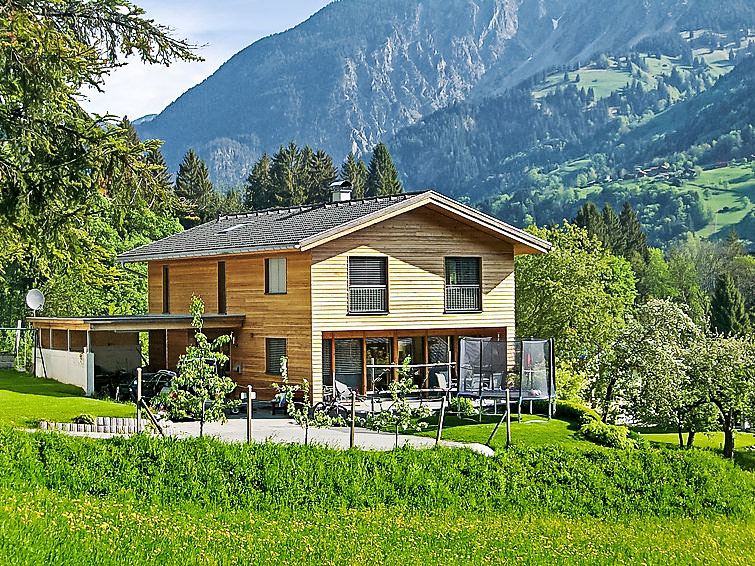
[40,417,140,434]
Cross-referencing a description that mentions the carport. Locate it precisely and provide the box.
[30,314,245,395]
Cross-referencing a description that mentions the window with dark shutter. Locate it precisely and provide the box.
[265,338,287,375]
[445,257,481,312]
[348,257,388,314]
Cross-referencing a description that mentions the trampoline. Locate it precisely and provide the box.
[457,337,556,418]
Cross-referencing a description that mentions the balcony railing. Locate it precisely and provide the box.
[445,284,481,312]
[349,286,387,313]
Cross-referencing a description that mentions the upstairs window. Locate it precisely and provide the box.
[348,257,388,314]
[162,265,170,314]
[218,261,226,314]
[265,258,287,294]
[445,257,481,312]
[265,338,287,375]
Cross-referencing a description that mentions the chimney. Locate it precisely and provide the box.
[330,180,352,202]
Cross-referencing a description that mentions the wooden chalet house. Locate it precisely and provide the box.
[32,189,550,400]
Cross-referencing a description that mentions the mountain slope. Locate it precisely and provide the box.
[138,0,747,186]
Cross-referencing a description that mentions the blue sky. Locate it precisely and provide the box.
[83,1,331,119]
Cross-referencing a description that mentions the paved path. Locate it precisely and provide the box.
[31,412,495,456]
[167,413,495,456]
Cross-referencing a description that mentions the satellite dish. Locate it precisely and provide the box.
[26,289,45,312]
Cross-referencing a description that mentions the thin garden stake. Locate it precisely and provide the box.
[136,367,142,433]
[435,394,446,446]
[506,388,511,448]
[247,384,253,443]
[350,390,356,449]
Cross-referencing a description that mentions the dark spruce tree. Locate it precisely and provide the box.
[619,202,648,262]
[574,202,606,244]
[270,142,307,206]
[219,188,244,216]
[145,146,173,192]
[602,203,624,256]
[341,152,368,199]
[710,273,751,337]
[243,153,274,210]
[175,149,219,228]
[366,143,403,197]
[305,149,338,205]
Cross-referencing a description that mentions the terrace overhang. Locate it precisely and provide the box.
[29,314,246,332]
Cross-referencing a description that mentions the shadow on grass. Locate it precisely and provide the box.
[0,371,85,399]
[734,450,755,472]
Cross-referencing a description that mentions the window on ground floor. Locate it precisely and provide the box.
[265,337,287,375]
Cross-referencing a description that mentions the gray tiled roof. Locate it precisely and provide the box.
[117,192,424,263]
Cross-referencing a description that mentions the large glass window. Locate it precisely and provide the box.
[265,258,287,294]
[366,337,392,391]
[322,339,332,386]
[334,338,362,390]
[445,257,481,312]
[265,338,287,375]
[348,257,388,314]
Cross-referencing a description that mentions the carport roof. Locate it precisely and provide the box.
[29,314,245,332]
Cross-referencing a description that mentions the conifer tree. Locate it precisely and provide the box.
[619,202,648,261]
[341,153,368,199]
[145,147,173,192]
[270,142,307,206]
[574,202,606,244]
[305,150,338,204]
[602,203,624,256]
[710,273,751,337]
[243,153,274,210]
[366,143,403,197]
[219,189,244,216]
[175,149,219,228]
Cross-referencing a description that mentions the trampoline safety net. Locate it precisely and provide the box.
[458,337,555,400]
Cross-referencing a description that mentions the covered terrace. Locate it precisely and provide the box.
[29,314,245,396]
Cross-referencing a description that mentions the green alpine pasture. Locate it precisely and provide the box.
[0,370,135,427]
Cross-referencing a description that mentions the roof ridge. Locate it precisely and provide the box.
[217,191,427,221]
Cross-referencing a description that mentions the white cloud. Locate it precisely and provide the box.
[83,0,331,118]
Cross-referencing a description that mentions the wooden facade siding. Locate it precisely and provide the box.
[147,251,312,399]
[310,207,516,397]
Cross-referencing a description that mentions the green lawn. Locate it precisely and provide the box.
[0,370,135,427]
[416,412,590,451]
[641,430,755,451]
[2,487,754,565]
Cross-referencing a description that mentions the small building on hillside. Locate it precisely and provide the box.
[31,190,551,399]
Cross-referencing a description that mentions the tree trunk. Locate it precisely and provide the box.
[395,424,399,449]
[305,424,309,446]
[722,409,735,460]
[677,426,684,449]
[602,378,617,423]
[199,418,204,438]
[686,429,696,449]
